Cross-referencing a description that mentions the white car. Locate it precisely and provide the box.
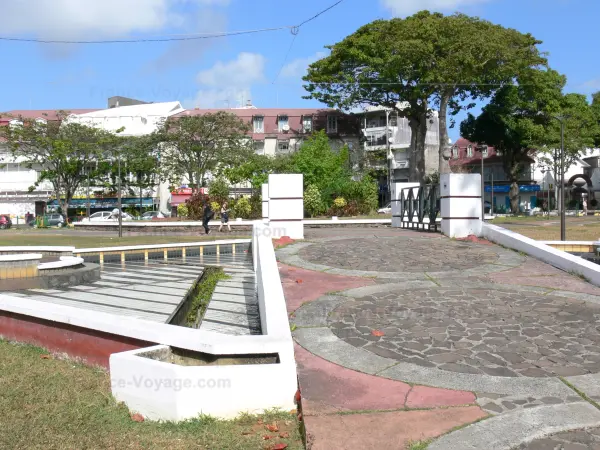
[378,203,392,214]
[81,211,133,223]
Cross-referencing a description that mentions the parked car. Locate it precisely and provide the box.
[141,211,166,220]
[0,215,12,229]
[30,214,65,228]
[378,203,392,214]
[80,211,112,223]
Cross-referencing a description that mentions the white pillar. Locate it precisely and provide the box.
[261,183,269,224]
[268,174,304,240]
[440,173,482,238]
[391,182,420,228]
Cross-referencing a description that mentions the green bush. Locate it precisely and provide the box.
[208,177,230,205]
[304,185,324,217]
[185,191,210,220]
[249,194,262,219]
[333,197,347,208]
[210,201,221,215]
[177,203,189,218]
[233,196,252,219]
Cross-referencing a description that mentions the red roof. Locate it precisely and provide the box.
[0,109,99,122]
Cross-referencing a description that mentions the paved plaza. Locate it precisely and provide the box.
[278,228,600,450]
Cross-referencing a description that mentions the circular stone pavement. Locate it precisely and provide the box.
[329,286,600,377]
[517,428,600,449]
[298,237,499,272]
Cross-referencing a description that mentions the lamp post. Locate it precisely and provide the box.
[118,156,123,238]
[540,166,547,217]
[549,115,568,241]
[476,145,486,220]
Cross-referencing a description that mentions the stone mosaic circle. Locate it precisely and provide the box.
[298,237,499,272]
[329,287,600,377]
[517,428,600,449]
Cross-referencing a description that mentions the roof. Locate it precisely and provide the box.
[173,107,339,118]
[74,101,183,118]
[0,109,99,121]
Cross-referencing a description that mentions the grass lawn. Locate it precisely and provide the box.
[0,339,303,450]
[489,216,600,241]
[0,230,250,249]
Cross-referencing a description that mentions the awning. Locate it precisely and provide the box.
[48,197,156,208]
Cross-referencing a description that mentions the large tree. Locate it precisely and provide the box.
[303,11,546,181]
[592,91,600,147]
[0,111,117,218]
[461,68,596,213]
[153,112,253,189]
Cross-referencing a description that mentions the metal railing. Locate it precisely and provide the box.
[399,184,440,232]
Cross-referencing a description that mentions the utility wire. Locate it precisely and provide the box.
[0,0,346,44]
[271,34,298,84]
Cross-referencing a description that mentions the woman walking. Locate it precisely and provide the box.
[219,201,231,233]
[202,201,214,235]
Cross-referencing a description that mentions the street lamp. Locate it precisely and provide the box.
[476,145,487,220]
[549,115,569,241]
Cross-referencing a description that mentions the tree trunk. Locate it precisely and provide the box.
[438,92,452,175]
[408,112,428,183]
[509,179,520,214]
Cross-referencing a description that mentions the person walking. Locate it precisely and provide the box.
[202,201,214,235]
[219,201,231,233]
[583,198,588,216]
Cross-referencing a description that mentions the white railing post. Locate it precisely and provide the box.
[261,183,269,224]
[267,174,304,240]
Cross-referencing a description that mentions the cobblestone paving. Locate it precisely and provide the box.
[476,393,584,415]
[516,427,600,449]
[298,237,499,272]
[329,287,600,377]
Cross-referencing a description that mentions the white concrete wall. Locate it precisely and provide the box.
[482,223,600,287]
[268,174,304,239]
[440,173,482,238]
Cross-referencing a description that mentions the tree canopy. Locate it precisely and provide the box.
[461,68,596,213]
[153,112,253,189]
[302,11,546,180]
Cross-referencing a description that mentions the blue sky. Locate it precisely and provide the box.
[1,0,598,141]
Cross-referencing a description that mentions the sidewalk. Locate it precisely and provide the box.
[277,229,600,449]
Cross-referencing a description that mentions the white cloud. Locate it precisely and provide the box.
[189,52,266,108]
[380,0,490,16]
[0,0,230,40]
[582,78,600,92]
[280,52,327,79]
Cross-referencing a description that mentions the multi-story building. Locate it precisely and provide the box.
[449,138,538,213]
[173,105,361,157]
[360,105,441,182]
[0,109,98,218]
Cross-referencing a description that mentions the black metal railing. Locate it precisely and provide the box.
[397,185,440,232]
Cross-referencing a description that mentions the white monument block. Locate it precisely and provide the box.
[391,182,420,228]
[268,174,304,239]
[440,173,482,238]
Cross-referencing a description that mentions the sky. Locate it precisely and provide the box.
[0,0,599,141]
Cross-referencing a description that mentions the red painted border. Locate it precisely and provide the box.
[0,311,156,368]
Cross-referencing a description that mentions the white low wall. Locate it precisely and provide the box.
[482,223,600,287]
[110,225,297,420]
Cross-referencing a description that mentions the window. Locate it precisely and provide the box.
[302,116,312,132]
[327,115,338,133]
[482,146,489,158]
[253,116,264,133]
[452,146,458,159]
[467,145,473,157]
[254,141,265,155]
[389,115,398,126]
[278,115,288,131]
[277,141,290,154]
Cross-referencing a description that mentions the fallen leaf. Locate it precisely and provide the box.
[289,409,297,415]
[130,413,144,422]
[241,431,252,436]
[284,420,292,426]
[270,444,288,450]
[294,390,301,403]
[295,279,303,284]
[279,432,290,438]
[40,354,52,359]
[371,330,385,337]
[266,423,279,432]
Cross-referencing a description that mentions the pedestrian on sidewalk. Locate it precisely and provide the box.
[583,198,588,216]
[219,201,231,233]
[202,201,214,235]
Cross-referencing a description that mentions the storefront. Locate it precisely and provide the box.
[47,197,157,220]
[484,184,541,213]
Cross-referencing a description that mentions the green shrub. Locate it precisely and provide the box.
[208,177,230,205]
[333,197,347,208]
[249,194,262,219]
[304,185,324,217]
[210,201,221,215]
[177,203,189,218]
[233,196,252,219]
[185,191,210,220]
